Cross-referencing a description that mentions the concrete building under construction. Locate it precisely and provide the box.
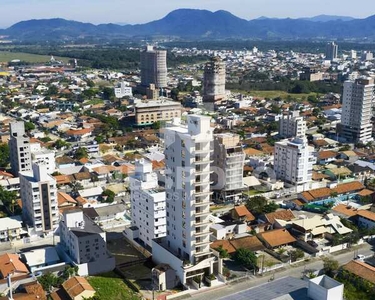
[203,57,226,103]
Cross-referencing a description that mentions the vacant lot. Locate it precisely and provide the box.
[0,51,69,63]
[249,90,317,100]
[107,235,147,265]
[88,271,141,300]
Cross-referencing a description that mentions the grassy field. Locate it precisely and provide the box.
[233,89,317,100]
[0,51,69,63]
[88,271,141,300]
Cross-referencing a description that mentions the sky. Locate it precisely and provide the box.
[1,0,374,28]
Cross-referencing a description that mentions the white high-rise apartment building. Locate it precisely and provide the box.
[140,45,167,88]
[30,141,56,174]
[212,133,244,203]
[19,163,58,236]
[274,137,315,186]
[152,115,220,287]
[279,111,307,138]
[9,122,32,176]
[339,78,375,143]
[325,42,338,61]
[128,159,166,250]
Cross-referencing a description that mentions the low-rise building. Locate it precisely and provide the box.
[0,216,25,242]
[135,99,181,125]
[59,210,115,276]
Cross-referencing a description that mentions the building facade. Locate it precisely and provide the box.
[212,133,245,203]
[339,78,375,143]
[19,163,58,236]
[140,45,167,89]
[325,42,338,61]
[203,57,226,103]
[274,137,315,185]
[9,122,32,176]
[127,159,167,250]
[135,99,182,125]
[152,115,221,287]
[279,111,307,139]
[59,210,115,276]
[114,81,133,98]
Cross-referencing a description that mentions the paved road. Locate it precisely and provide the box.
[189,243,374,300]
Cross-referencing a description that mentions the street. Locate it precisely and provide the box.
[188,242,374,300]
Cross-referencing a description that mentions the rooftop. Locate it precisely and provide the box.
[220,276,309,300]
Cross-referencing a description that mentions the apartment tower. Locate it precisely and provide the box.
[203,56,226,103]
[140,45,167,89]
[152,115,220,286]
[19,163,58,236]
[9,121,32,176]
[339,78,375,143]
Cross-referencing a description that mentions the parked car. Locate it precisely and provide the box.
[307,240,318,248]
[356,254,366,261]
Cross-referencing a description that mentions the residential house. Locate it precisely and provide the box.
[21,247,61,272]
[0,253,29,279]
[357,210,375,229]
[51,276,96,300]
[317,151,337,165]
[230,205,255,223]
[343,260,375,285]
[258,228,296,249]
[286,214,352,242]
[260,209,297,229]
[0,216,25,242]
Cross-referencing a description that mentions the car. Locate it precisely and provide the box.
[307,240,318,248]
[356,254,366,261]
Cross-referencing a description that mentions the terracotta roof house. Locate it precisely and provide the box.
[262,209,296,227]
[357,210,375,229]
[299,181,364,203]
[229,236,265,252]
[258,228,296,249]
[63,276,95,300]
[0,253,29,279]
[317,151,337,165]
[231,205,255,222]
[58,192,77,210]
[332,204,359,218]
[210,240,236,255]
[343,260,375,285]
[51,276,95,300]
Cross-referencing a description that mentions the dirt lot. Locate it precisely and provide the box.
[106,232,146,265]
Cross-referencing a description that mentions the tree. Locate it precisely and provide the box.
[74,147,88,160]
[54,139,70,150]
[215,245,230,258]
[46,85,59,96]
[234,248,258,270]
[0,143,10,168]
[38,272,64,291]
[0,186,17,215]
[102,87,115,101]
[290,249,304,261]
[102,189,115,203]
[322,257,339,277]
[24,121,35,132]
[246,196,276,215]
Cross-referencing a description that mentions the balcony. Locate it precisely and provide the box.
[195,209,210,217]
[195,218,211,227]
[195,230,209,237]
[194,200,210,207]
[195,239,210,247]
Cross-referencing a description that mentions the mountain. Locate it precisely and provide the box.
[300,15,355,22]
[2,9,375,41]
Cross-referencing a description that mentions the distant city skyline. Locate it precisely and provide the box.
[1,0,374,28]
